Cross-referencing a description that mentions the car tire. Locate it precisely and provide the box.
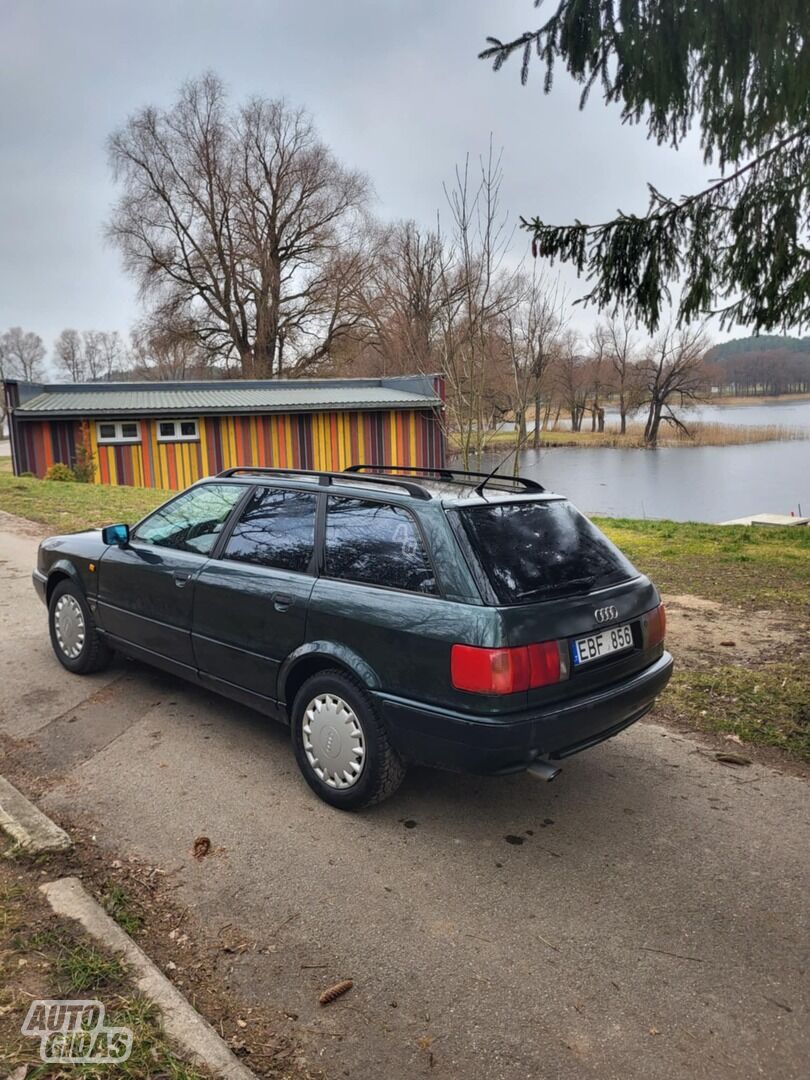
[291,669,406,810]
[48,579,113,675]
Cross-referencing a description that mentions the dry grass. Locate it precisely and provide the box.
[463,420,809,451]
[635,420,808,447]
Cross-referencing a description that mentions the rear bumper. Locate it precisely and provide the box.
[379,651,673,774]
[32,569,47,605]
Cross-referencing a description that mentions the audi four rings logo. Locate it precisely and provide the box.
[594,606,619,624]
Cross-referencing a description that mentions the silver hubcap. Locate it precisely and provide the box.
[54,594,86,659]
[302,693,366,789]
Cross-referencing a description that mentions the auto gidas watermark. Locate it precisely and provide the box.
[21,999,133,1064]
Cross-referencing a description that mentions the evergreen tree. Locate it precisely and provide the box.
[480,2,809,331]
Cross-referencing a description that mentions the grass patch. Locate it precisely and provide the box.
[94,996,210,1080]
[664,664,810,761]
[596,517,810,609]
[102,884,144,936]
[55,938,129,996]
[0,470,171,533]
[15,928,127,995]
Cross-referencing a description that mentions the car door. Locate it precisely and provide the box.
[96,482,246,671]
[191,485,318,701]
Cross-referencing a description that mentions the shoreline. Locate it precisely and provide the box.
[450,420,810,453]
[708,391,810,406]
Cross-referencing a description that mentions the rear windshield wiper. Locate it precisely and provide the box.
[512,576,596,601]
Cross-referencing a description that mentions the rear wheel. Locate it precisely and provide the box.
[291,670,406,810]
[48,579,113,674]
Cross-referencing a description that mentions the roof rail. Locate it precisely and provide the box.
[216,465,432,500]
[344,463,545,493]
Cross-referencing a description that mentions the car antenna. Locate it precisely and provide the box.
[473,422,536,498]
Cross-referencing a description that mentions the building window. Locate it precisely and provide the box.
[96,421,141,444]
[156,419,199,442]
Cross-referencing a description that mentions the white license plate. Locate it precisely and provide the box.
[572,623,633,666]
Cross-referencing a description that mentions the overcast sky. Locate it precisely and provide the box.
[1,0,736,369]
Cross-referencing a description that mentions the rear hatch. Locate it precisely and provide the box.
[447,496,663,706]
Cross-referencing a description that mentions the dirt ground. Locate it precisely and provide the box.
[664,593,797,669]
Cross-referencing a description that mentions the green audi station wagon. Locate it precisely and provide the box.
[33,465,672,809]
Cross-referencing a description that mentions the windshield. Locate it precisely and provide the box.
[452,499,638,604]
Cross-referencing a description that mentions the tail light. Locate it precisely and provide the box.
[451,640,565,695]
[643,603,666,647]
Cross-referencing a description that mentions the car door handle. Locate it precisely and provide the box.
[272,592,293,612]
[173,570,192,588]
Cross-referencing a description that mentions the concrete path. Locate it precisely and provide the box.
[1,525,807,1080]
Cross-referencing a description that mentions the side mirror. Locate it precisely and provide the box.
[101,523,130,546]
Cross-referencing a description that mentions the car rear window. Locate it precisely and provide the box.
[451,500,637,604]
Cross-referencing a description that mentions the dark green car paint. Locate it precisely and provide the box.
[33,473,673,776]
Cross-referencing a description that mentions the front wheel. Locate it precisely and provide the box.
[291,670,406,810]
[48,579,113,674]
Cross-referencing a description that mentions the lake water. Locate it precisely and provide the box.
[671,398,810,429]
[474,400,810,523]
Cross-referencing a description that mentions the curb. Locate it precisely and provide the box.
[0,775,72,852]
[40,876,259,1080]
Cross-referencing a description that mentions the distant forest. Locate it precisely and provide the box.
[706,336,810,396]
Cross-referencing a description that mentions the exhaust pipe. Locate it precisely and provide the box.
[526,759,561,782]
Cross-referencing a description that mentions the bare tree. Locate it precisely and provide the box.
[554,332,589,431]
[82,331,105,380]
[107,73,372,378]
[356,221,454,376]
[2,327,46,382]
[596,313,646,433]
[503,268,565,462]
[438,144,519,467]
[1,327,45,429]
[97,331,125,380]
[641,325,711,446]
[584,326,608,432]
[54,329,86,381]
[54,329,128,382]
[130,318,211,380]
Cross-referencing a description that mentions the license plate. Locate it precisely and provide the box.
[572,623,633,666]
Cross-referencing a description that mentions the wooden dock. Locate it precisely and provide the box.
[720,513,809,527]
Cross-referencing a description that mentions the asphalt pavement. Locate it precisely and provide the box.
[1,523,807,1079]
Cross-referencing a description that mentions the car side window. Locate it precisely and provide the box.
[325,496,436,594]
[223,487,317,573]
[133,483,244,556]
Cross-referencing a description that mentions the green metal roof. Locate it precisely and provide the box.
[14,381,441,418]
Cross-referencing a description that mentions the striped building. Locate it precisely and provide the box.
[4,375,445,489]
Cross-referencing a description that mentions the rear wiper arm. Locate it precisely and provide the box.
[515,576,595,601]
[560,576,596,594]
